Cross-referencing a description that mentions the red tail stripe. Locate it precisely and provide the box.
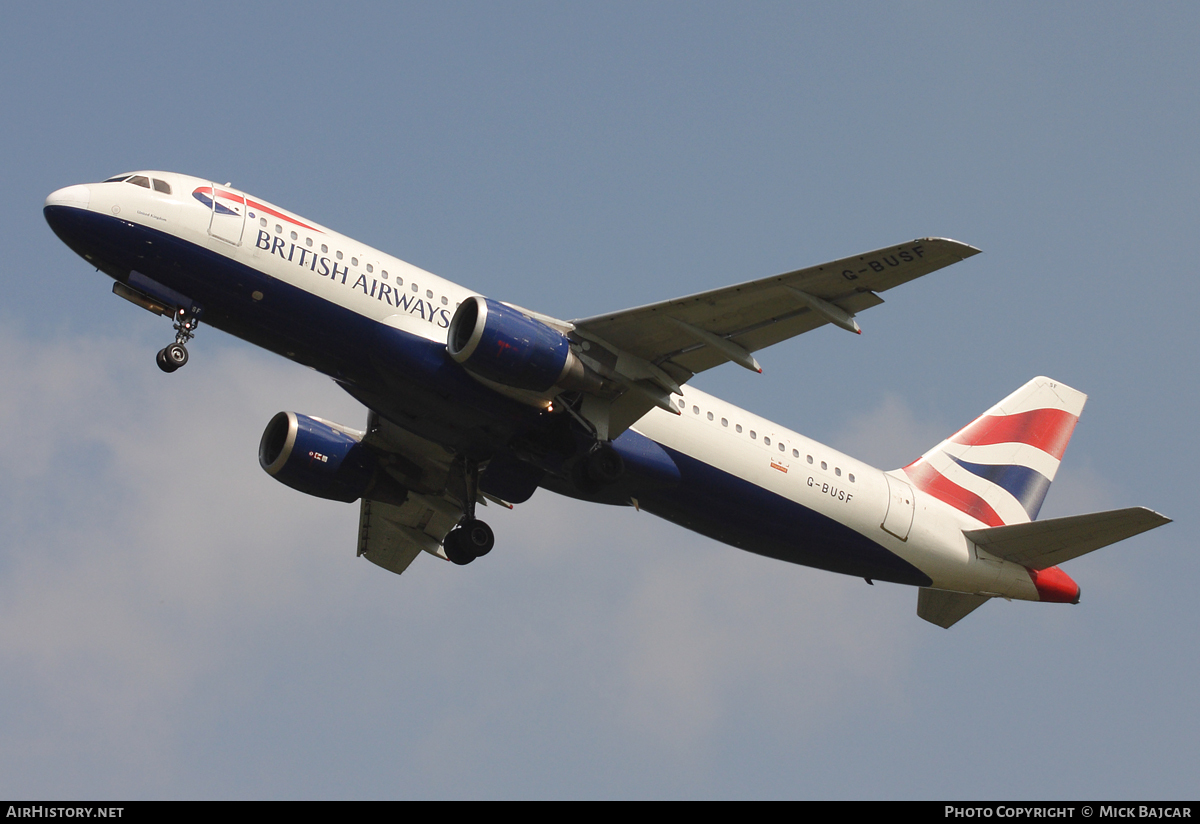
[948,408,1078,460]
[903,460,1005,527]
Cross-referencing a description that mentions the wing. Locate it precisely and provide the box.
[575,237,979,375]
[354,410,500,575]
[570,238,980,437]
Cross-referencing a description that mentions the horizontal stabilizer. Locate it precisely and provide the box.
[917,588,991,628]
[964,507,1171,570]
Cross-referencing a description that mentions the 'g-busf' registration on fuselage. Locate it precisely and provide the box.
[43,171,1170,628]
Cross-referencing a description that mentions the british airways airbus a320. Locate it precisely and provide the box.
[44,172,1169,627]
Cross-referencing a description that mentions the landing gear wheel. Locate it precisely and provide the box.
[462,518,494,557]
[573,441,625,494]
[443,518,494,565]
[156,348,176,373]
[164,342,188,369]
[585,442,624,484]
[156,345,188,373]
[443,529,475,565]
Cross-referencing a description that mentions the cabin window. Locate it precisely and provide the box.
[778,443,785,452]
[763,436,771,446]
[382,270,389,280]
[336,251,343,260]
[412,283,419,292]
[792,449,799,458]
[821,461,828,470]
[692,405,699,415]
[275,224,283,234]
[306,238,313,247]
[849,474,855,483]
[260,218,267,227]
[321,244,328,253]
[441,296,448,305]
[736,424,743,433]
[677,399,685,409]
[366,264,373,273]
[352,257,359,266]
[835,467,842,477]
[807,455,814,464]
[290,231,297,240]
[750,430,756,439]
[707,411,713,421]
[721,418,728,427]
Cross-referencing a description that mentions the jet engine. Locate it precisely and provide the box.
[447,296,598,393]
[258,412,406,505]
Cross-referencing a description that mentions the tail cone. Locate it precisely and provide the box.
[1028,566,1081,604]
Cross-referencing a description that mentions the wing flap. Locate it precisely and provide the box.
[356,490,467,575]
[357,499,426,576]
[963,507,1171,569]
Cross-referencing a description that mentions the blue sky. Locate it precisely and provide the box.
[2,3,1196,799]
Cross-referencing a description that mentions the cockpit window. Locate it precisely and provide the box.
[127,175,151,189]
[152,179,171,194]
[103,175,131,183]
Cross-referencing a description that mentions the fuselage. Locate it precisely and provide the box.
[44,170,1052,601]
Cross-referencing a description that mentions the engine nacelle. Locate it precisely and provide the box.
[447,296,596,393]
[258,412,405,504]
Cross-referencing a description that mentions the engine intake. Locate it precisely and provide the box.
[448,296,597,393]
[258,412,406,505]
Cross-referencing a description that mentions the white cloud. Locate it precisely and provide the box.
[828,393,950,471]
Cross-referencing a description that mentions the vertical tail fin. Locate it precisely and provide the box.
[901,377,1086,526]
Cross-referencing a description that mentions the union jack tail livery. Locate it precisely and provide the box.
[903,377,1086,527]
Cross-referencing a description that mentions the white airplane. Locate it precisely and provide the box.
[44,171,1169,627]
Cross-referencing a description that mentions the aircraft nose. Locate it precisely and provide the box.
[45,184,91,211]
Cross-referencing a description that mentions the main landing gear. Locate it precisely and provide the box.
[571,440,625,495]
[443,517,494,566]
[443,458,496,566]
[157,307,199,373]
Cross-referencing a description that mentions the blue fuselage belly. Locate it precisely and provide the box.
[637,445,931,586]
[48,203,924,584]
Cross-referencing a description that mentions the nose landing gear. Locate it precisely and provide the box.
[156,343,188,372]
[157,307,200,373]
